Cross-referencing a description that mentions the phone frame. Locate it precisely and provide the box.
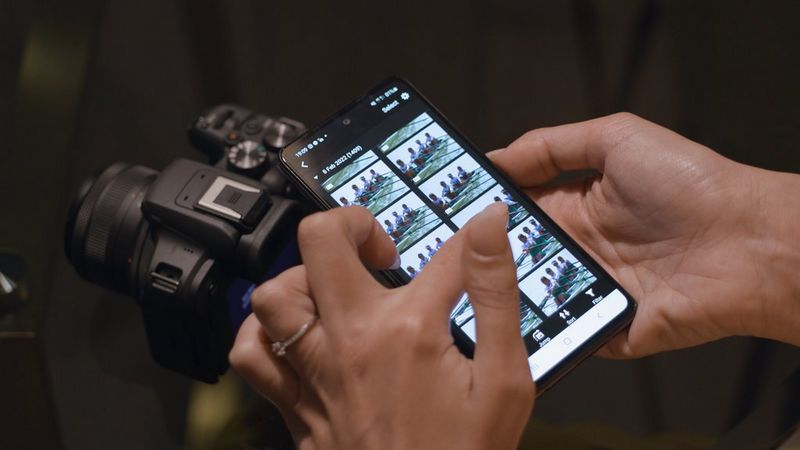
[279,77,637,395]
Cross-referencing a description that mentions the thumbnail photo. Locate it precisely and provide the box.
[418,153,493,217]
[508,217,563,278]
[450,294,472,327]
[520,300,543,337]
[376,192,440,254]
[518,249,598,316]
[451,183,528,229]
[378,112,433,153]
[399,224,454,279]
[387,122,464,184]
[321,151,378,192]
[459,316,477,342]
[450,294,542,337]
[330,161,406,215]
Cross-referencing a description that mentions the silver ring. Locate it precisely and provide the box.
[271,315,318,357]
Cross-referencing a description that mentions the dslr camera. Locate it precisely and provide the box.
[65,105,308,383]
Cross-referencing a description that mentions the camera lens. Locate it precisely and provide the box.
[342,117,351,126]
[65,163,158,294]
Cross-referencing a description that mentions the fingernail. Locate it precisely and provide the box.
[389,253,401,270]
[486,148,505,158]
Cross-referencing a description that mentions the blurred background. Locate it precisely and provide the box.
[1,0,798,449]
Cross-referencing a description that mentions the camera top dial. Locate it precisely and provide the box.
[227,140,269,176]
[188,105,305,181]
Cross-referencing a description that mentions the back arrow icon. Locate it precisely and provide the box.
[301,161,308,168]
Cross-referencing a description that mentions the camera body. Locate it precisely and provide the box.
[65,105,308,382]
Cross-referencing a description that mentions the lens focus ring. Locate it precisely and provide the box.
[70,164,129,268]
[68,164,156,289]
[84,168,145,269]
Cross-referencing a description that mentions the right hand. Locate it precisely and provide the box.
[488,113,800,357]
[230,205,535,450]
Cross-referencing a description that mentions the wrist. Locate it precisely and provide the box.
[743,166,800,345]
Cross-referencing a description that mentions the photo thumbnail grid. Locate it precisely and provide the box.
[378,112,434,154]
[398,224,454,278]
[386,122,465,185]
[321,151,378,192]
[508,217,563,280]
[329,159,406,215]
[451,183,528,229]
[375,192,441,254]
[518,248,598,317]
[450,293,543,342]
[417,153,494,217]
[317,113,587,341]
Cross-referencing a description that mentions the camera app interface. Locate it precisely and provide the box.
[284,85,629,380]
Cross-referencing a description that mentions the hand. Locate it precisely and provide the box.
[489,113,800,357]
[230,204,535,450]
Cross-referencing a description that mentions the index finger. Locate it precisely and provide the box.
[408,230,467,327]
[297,206,398,315]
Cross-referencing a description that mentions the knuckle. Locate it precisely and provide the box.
[297,212,336,244]
[391,314,426,339]
[507,129,549,156]
[250,281,284,313]
[228,339,257,373]
[600,112,644,146]
[229,343,285,400]
[609,111,641,123]
[392,314,441,353]
[397,313,427,335]
[518,127,547,144]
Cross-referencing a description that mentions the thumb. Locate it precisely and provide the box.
[462,202,531,388]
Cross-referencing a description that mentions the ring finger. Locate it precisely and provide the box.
[249,265,323,368]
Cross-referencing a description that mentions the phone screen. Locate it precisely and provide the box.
[281,78,636,386]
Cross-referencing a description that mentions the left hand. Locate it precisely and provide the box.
[229,203,535,450]
[487,113,800,356]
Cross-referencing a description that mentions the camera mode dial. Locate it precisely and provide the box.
[227,140,269,177]
[188,105,305,182]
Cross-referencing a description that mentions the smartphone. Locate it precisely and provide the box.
[280,77,636,394]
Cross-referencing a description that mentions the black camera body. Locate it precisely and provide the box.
[65,105,308,383]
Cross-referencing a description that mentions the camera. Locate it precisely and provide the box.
[64,105,308,383]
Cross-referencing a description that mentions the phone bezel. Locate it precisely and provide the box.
[279,76,637,396]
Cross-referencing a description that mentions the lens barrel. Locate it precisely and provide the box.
[65,164,158,295]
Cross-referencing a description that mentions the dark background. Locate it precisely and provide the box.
[1,0,798,449]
